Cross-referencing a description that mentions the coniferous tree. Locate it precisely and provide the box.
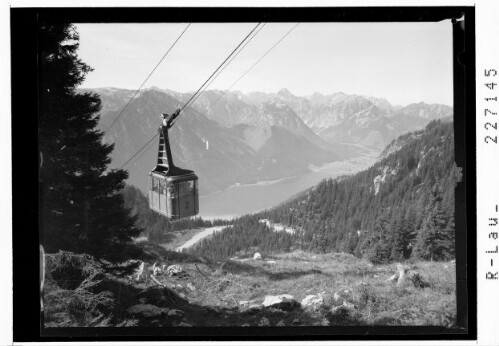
[365,212,392,264]
[412,183,451,261]
[39,22,141,261]
[389,217,405,262]
[389,211,413,261]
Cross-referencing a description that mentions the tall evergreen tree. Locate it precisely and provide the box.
[39,22,141,261]
[412,183,451,261]
[365,212,392,264]
[389,209,413,261]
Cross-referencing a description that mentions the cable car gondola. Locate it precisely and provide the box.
[148,110,199,220]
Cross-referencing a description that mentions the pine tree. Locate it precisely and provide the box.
[389,217,405,262]
[39,22,141,262]
[365,212,392,264]
[412,183,451,261]
[388,210,412,261]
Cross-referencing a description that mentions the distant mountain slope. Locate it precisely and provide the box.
[88,88,340,195]
[253,126,338,180]
[85,86,452,195]
[288,93,452,150]
[194,91,332,150]
[259,119,459,262]
[98,89,259,194]
[182,120,459,265]
[378,116,454,160]
[231,88,452,150]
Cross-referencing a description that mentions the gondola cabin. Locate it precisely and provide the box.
[148,111,199,220]
[149,170,199,220]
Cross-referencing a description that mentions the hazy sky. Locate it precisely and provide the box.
[76,21,453,106]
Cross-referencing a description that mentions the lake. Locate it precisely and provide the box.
[198,148,379,220]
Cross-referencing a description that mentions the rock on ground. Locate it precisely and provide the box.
[177,322,192,327]
[262,294,299,311]
[167,309,184,318]
[253,252,262,260]
[333,288,353,305]
[248,304,264,311]
[127,304,169,318]
[301,294,324,309]
[166,264,183,276]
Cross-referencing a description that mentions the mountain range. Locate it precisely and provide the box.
[85,86,452,195]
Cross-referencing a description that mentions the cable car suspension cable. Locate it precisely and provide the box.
[210,23,300,109]
[120,133,159,169]
[178,22,262,115]
[181,23,267,116]
[120,23,262,169]
[120,22,292,170]
[105,23,191,134]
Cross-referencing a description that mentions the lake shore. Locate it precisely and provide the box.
[197,147,380,220]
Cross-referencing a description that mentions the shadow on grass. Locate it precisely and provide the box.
[43,251,371,329]
[45,271,366,328]
[221,260,331,281]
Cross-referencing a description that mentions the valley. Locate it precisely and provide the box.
[39,20,461,332]
[87,87,451,197]
[197,144,379,219]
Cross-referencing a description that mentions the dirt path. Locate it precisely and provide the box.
[175,226,229,252]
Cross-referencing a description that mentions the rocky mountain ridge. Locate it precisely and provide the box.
[84,86,452,194]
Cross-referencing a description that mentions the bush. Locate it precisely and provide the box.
[43,251,136,327]
[46,251,105,289]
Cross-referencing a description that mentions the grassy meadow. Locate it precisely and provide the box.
[43,245,456,328]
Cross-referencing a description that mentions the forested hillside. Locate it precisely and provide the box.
[189,120,460,264]
[122,185,229,242]
[186,217,294,261]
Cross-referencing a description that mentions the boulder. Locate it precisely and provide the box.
[386,264,430,288]
[333,288,352,305]
[266,260,276,264]
[166,264,183,277]
[262,294,298,311]
[239,299,257,306]
[167,309,184,318]
[248,303,264,312]
[253,252,262,260]
[301,294,324,310]
[127,304,169,318]
[177,322,192,327]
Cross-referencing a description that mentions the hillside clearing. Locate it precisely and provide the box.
[44,246,456,328]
